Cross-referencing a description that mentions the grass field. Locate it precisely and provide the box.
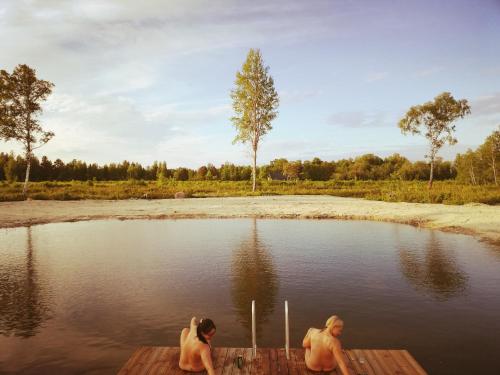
[1,180,499,205]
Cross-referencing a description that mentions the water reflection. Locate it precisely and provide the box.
[398,232,468,300]
[0,227,51,337]
[231,219,278,337]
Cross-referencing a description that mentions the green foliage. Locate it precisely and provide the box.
[173,168,189,181]
[455,126,500,185]
[156,161,168,181]
[231,48,279,191]
[3,154,17,183]
[399,92,471,188]
[0,152,463,184]
[0,64,54,194]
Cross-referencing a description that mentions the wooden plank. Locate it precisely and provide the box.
[229,347,252,375]
[221,348,238,375]
[352,349,376,375]
[252,348,270,374]
[340,349,357,375]
[289,348,302,374]
[269,348,280,375]
[118,347,157,375]
[401,350,428,375]
[137,347,164,375]
[383,350,408,375]
[160,347,185,375]
[117,346,146,374]
[241,348,253,375]
[213,347,229,375]
[367,350,392,375]
[276,348,289,375]
[388,350,420,375]
[158,347,181,375]
[230,347,243,375]
[345,350,366,375]
[145,347,173,375]
[366,349,391,375]
[372,350,403,375]
[287,348,299,375]
[117,347,427,375]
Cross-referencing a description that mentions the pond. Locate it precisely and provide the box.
[1,219,499,374]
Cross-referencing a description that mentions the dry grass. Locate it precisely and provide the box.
[0,179,498,205]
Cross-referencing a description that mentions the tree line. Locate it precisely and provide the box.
[0,142,496,183]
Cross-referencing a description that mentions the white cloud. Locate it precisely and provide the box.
[145,104,231,125]
[2,1,498,168]
[471,93,500,117]
[0,91,233,165]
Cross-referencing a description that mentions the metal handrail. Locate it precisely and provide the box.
[285,300,290,359]
[252,300,256,357]
[252,300,290,360]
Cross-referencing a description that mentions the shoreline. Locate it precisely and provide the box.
[1,195,499,245]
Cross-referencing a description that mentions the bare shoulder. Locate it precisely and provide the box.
[329,335,342,351]
[308,328,320,336]
[197,340,211,356]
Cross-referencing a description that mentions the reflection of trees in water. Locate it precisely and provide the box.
[0,227,51,337]
[399,232,468,300]
[231,219,278,337]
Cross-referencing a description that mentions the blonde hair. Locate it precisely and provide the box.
[325,315,344,333]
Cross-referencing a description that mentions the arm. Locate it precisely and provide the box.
[200,345,216,375]
[332,339,351,375]
[302,328,313,348]
[190,317,198,332]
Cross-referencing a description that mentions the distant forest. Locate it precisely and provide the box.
[1,137,497,186]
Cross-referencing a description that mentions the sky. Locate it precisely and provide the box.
[1,0,499,168]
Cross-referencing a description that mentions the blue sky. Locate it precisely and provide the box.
[1,0,499,167]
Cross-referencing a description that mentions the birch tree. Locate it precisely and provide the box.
[231,49,279,191]
[478,127,500,185]
[399,92,470,188]
[0,64,54,195]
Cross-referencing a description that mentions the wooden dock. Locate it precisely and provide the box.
[117,347,427,375]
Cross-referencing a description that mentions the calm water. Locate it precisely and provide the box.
[1,219,500,374]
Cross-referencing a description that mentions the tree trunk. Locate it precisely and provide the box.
[469,165,477,185]
[492,152,497,186]
[428,158,434,189]
[252,147,257,192]
[23,152,31,196]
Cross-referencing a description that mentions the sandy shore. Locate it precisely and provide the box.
[1,195,499,244]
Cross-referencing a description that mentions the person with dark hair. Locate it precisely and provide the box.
[179,317,216,374]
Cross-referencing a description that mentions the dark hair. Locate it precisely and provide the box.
[196,318,216,344]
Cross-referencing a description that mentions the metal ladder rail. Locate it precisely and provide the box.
[252,300,256,357]
[252,300,291,360]
[285,300,290,359]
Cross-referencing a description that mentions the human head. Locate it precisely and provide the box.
[197,318,216,343]
[325,315,344,336]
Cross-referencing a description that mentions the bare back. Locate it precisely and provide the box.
[303,328,338,371]
[179,318,214,374]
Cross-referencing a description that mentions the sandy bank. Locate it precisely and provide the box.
[1,196,499,245]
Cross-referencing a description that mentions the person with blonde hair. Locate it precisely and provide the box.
[302,315,352,374]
